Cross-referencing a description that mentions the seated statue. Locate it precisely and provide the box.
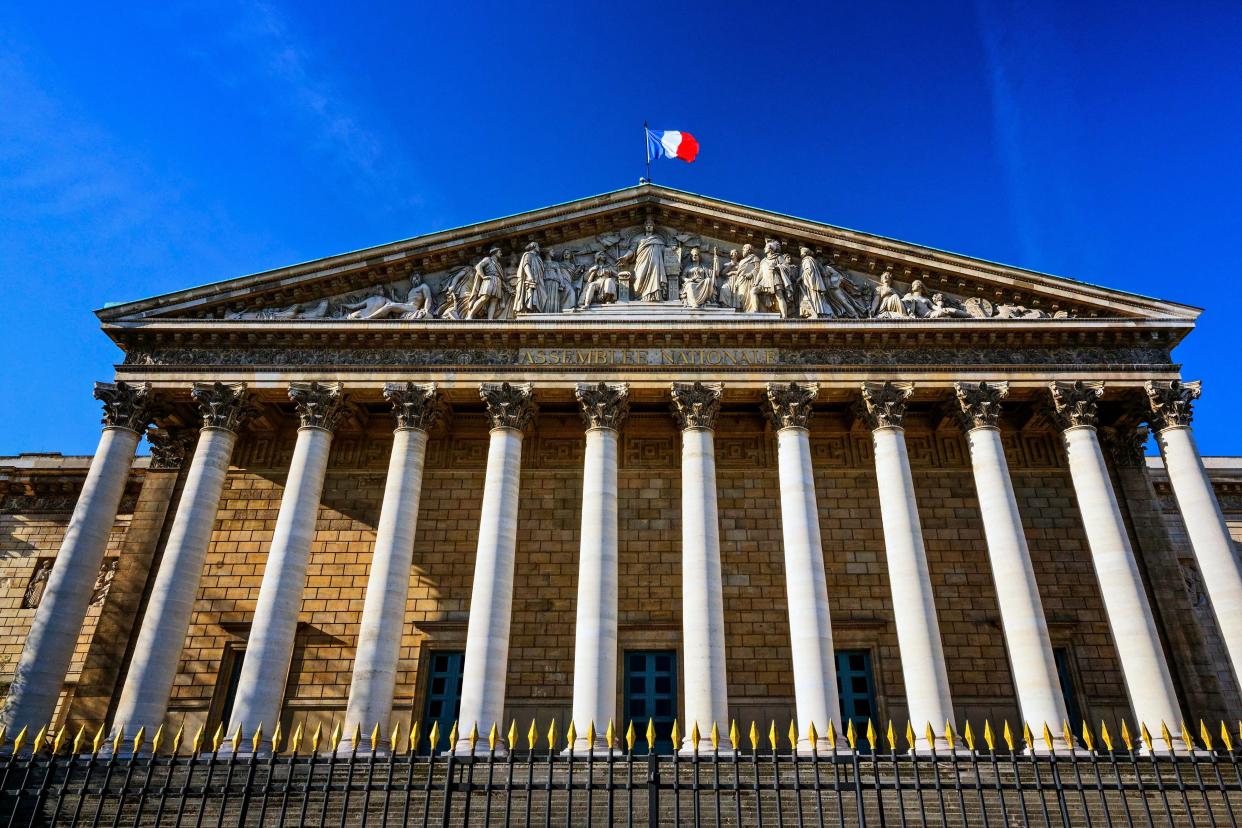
[680,247,717,308]
[580,251,619,306]
[901,279,933,318]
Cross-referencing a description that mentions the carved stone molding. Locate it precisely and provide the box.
[95,381,158,433]
[288,381,347,431]
[383,382,445,431]
[670,382,723,431]
[1049,380,1104,430]
[191,381,258,433]
[1146,379,1200,430]
[1099,423,1149,468]
[480,382,537,431]
[859,381,914,430]
[953,381,1009,430]
[146,427,194,470]
[764,382,818,430]
[575,382,630,431]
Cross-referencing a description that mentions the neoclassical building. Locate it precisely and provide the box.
[1,185,1239,753]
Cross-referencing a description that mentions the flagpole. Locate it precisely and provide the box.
[643,121,651,184]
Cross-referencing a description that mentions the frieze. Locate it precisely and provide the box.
[123,345,1174,368]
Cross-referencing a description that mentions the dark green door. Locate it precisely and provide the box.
[624,651,678,754]
[836,650,877,748]
[420,650,465,750]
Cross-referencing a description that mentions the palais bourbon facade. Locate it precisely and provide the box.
[3,185,1240,756]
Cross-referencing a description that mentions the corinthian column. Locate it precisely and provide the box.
[227,382,346,743]
[766,382,841,751]
[671,381,728,752]
[455,382,537,754]
[955,381,1068,745]
[2,382,158,731]
[1050,381,1182,737]
[1147,380,1242,686]
[113,382,257,736]
[344,383,444,749]
[569,382,629,752]
[860,381,955,749]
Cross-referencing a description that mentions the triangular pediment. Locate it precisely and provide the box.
[97,185,1198,325]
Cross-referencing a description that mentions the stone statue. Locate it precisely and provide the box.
[541,249,577,312]
[871,269,908,318]
[798,247,834,318]
[729,244,761,311]
[754,240,795,317]
[680,246,717,308]
[342,273,434,319]
[901,279,933,318]
[928,293,968,318]
[512,242,546,314]
[464,248,508,320]
[616,220,668,302]
[580,251,619,306]
[717,248,742,309]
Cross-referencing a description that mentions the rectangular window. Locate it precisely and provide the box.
[420,650,465,751]
[212,646,246,733]
[1053,647,1083,730]
[835,649,877,749]
[623,650,678,754]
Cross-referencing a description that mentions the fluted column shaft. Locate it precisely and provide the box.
[967,425,1068,737]
[1062,425,1181,730]
[345,428,429,743]
[227,382,343,743]
[872,426,955,745]
[113,427,239,734]
[3,425,143,730]
[455,426,524,750]
[570,427,620,750]
[456,382,535,754]
[672,382,728,752]
[1159,424,1242,683]
[775,426,841,746]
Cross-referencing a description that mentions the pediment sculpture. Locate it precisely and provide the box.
[219,222,1073,323]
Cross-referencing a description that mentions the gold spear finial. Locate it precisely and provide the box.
[1080,721,1094,753]
[1120,720,1133,752]
[730,720,740,751]
[925,722,937,751]
[1140,723,1154,752]
[73,725,87,755]
[428,721,440,752]
[767,721,777,751]
[626,721,636,753]
[371,723,381,753]
[113,724,127,756]
[710,722,720,752]
[1022,722,1034,750]
[1199,721,1212,752]
[671,720,681,750]
[964,721,976,752]
[645,719,656,752]
[467,722,479,752]
[291,723,304,755]
[330,722,343,753]
[53,725,69,756]
[606,720,615,751]
[1002,721,1015,752]
[448,721,458,750]
[390,722,401,755]
[527,719,538,751]
[587,720,597,749]
[1041,723,1055,753]
[786,720,797,752]
[91,725,105,755]
[231,723,244,753]
[32,725,47,754]
[807,721,819,754]
[905,721,916,752]
[748,721,759,752]
[129,725,144,755]
[211,722,224,753]
[545,719,557,751]
[1100,721,1113,753]
[690,721,701,754]
[507,721,517,753]
[943,721,955,751]
[886,721,896,752]
[1221,721,1234,753]
[192,724,206,755]
[846,719,857,750]
[1180,722,1195,752]
[565,721,577,751]
[1062,721,1074,750]
[251,723,263,754]
[13,726,29,755]
[826,719,837,751]
[983,720,995,752]
[866,720,878,751]
[489,722,498,752]
[409,722,420,754]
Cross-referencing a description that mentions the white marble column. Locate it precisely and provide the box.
[671,381,728,753]
[1148,380,1242,687]
[2,382,157,731]
[455,382,536,754]
[955,381,1069,746]
[1050,381,1182,737]
[569,383,628,753]
[227,382,346,743]
[343,383,443,750]
[766,382,841,751]
[861,382,955,749]
[112,382,257,736]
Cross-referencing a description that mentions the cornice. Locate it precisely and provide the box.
[95,185,1200,324]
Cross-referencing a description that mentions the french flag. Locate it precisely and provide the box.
[647,128,699,163]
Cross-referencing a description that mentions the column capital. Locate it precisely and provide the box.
[191,381,258,434]
[480,382,537,431]
[1049,380,1104,430]
[288,381,347,431]
[953,380,1009,430]
[670,381,723,431]
[575,382,629,431]
[383,382,445,432]
[765,382,818,430]
[1099,422,1150,468]
[94,381,159,434]
[1145,379,1200,430]
[145,427,194,471]
[859,381,914,430]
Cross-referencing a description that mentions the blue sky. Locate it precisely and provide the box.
[1,1,1239,455]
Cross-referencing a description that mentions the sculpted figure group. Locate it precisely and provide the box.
[226,224,1069,322]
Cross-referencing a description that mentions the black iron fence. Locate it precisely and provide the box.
[2,718,1242,826]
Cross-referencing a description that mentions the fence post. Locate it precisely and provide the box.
[647,752,660,828]
[440,751,456,825]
